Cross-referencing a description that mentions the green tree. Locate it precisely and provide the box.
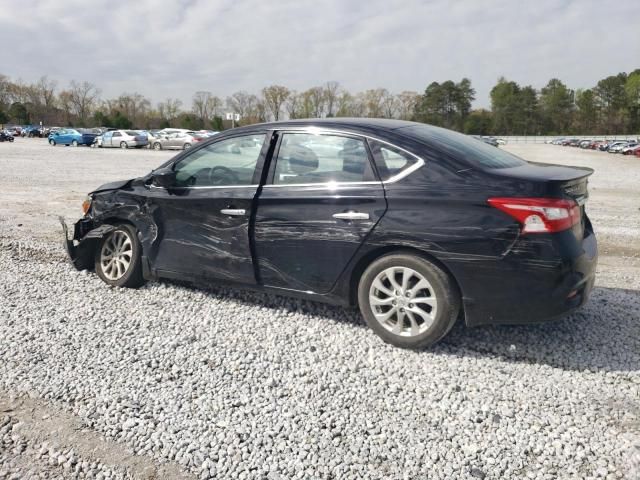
[490,78,521,134]
[574,89,597,133]
[464,109,494,135]
[625,69,640,132]
[594,73,628,133]
[8,102,29,124]
[539,79,574,134]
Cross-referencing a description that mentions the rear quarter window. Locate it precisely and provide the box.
[399,125,527,169]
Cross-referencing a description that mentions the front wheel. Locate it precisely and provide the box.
[153,142,162,150]
[49,139,56,146]
[120,141,128,149]
[358,253,460,349]
[94,224,145,288]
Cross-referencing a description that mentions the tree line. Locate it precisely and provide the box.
[1,70,638,135]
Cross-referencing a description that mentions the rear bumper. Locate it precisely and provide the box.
[455,228,598,327]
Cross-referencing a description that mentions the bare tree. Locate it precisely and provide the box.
[192,91,213,124]
[262,85,290,121]
[68,81,100,125]
[335,91,353,117]
[396,91,420,120]
[381,90,398,118]
[205,95,222,121]
[58,90,74,126]
[362,89,387,117]
[323,81,341,117]
[35,76,57,109]
[157,98,182,126]
[305,87,326,117]
[226,91,259,124]
[285,91,302,119]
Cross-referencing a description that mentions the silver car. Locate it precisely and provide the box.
[100,130,149,149]
[150,131,197,150]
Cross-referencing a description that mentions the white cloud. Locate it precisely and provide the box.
[1,0,638,107]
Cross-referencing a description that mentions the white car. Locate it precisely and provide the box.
[99,130,149,149]
[150,131,198,150]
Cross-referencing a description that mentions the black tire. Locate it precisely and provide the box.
[71,140,78,147]
[183,143,191,150]
[120,141,128,149]
[49,139,56,146]
[153,142,162,150]
[357,253,460,349]
[94,224,145,288]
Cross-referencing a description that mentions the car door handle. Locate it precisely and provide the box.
[332,212,370,221]
[220,209,246,216]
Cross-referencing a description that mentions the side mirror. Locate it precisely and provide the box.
[151,168,176,188]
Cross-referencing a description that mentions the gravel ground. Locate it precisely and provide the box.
[0,139,638,479]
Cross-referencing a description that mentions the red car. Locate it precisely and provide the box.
[634,147,640,158]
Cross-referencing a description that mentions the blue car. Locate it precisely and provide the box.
[48,129,97,147]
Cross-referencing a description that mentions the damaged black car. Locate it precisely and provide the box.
[62,119,597,348]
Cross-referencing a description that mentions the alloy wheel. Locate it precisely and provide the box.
[369,266,438,337]
[100,230,133,281]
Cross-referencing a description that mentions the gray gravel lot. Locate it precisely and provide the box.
[0,139,638,479]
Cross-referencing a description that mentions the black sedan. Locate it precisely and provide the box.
[61,119,597,348]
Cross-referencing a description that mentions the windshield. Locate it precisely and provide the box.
[398,124,527,169]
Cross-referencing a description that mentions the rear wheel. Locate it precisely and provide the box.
[358,253,460,349]
[120,141,128,149]
[183,143,192,150]
[153,142,162,150]
[71,140,78,147]
[94,224,145,288]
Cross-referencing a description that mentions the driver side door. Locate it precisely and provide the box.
[147,132,272,284]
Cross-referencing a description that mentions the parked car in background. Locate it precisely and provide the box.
[100,130,148,149]
[150,131,197,150]
[61,118,597,349]
[608,141,631,153]
[0,130,15,142]
[622,143,640,155]
[48,128,97,146]
[578,140,592,148]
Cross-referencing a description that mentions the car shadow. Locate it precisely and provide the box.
[162,280,640,374]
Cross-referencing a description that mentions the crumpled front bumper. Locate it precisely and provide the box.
[60,216,114,271]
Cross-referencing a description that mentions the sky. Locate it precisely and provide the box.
[1,0,638,109]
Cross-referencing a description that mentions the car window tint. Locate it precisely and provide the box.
[173,134,265,187]
[273,133,370,185]
[399,124,527,169]
[113,132,121,137]
[368,140,418,180]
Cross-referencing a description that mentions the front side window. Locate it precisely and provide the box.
[272,133,373,185]
[173,134,265,187]
[368,140,419,181]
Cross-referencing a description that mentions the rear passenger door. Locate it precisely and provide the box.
[253,131,387,294]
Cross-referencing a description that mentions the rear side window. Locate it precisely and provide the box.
[368,140,419,181]
[399,124,527,169]
[272,133,375,185]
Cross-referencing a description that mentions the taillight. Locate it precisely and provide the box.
[488,197,580,234]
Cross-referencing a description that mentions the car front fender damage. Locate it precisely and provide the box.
[60,216,115,271]
[60,188,161,273]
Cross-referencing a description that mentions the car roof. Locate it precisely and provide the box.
[235,118,418,132]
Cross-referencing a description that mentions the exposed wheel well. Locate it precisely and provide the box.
[348,246,465,321]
